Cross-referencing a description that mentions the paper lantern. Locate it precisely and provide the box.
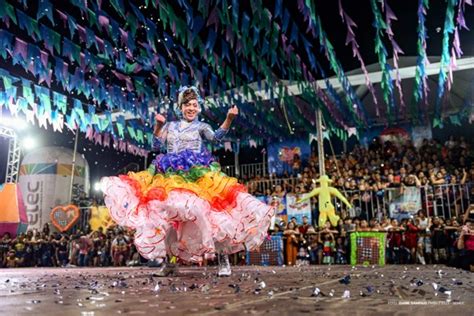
[0,183,28,237]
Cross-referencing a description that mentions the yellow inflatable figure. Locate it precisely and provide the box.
[89,206,114,231]
[298,175,352,227]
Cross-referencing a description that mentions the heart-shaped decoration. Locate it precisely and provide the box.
[50,205,80,232]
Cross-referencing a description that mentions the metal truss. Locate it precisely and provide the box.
[0,126,20,183]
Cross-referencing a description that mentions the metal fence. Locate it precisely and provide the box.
[73,181,472,233]
[71,206,92,233]
[222,162,268,178]
[245,178,473,221]
[246,177,301,194]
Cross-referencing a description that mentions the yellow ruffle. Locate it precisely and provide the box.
[126,170,242,206]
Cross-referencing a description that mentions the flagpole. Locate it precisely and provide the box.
[234,140,240,178]
[68,129,79,204]
[315,109,325,176]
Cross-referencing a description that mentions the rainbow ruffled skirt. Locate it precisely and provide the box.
[101,149,274,262]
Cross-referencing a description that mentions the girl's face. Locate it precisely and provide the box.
[360,220,368,228]
[181,99,199,122]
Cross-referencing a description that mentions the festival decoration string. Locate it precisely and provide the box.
[337,0,379,116]
[412,0,430,122]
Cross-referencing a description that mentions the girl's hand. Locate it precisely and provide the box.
[155,113,166,125]
[227,105,239,120]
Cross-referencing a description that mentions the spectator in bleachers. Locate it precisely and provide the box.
[298,216,311,235]
[111,231,129,267]
[319,230,335,265]
[457,218,474,271]
[0,233,11,268]
[416,210,432,265]
[386,219,404,264]
[271,185,286,199]
[55,234,69,267]
[431,217,449,264]
[335,236,347,264]
[283,222,300,266]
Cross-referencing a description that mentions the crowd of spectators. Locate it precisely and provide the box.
[1,208,472,271]
[244,136,474,271]
[244,136,474,220]
[272,206,474,271]
[1,136,472,271]
[245,136,474,195]
[0,224,141,268]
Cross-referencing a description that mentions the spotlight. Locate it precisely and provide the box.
[21,136,37,150]
[94,181,104,192]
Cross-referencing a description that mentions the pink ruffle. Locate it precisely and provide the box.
[101,177,274,262]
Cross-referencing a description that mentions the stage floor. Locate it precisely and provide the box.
[0,265,472,315]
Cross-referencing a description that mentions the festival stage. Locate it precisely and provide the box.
[0,265,472,315]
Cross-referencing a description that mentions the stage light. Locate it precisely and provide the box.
[94,181,104,192]
[21,136,37,150]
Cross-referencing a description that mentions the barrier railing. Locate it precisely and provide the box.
[72,183,472,233]
[420,183,472,219]
[222,162,268,178]
[246,179,473,221]
[246,177,301,194]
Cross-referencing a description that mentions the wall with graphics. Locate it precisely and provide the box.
[267,139,311,176]
[18,147,90,231]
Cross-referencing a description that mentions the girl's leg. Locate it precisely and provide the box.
[154,256,177,277]
[218,253,231,277]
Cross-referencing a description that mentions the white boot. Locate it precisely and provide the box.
[217,254,232,277]
[417,252,426,265]
[155,262,176,277]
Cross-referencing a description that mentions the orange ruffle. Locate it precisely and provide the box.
[120,170,248,211]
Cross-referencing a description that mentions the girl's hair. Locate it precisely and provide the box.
[175,86,203,118]
[179,88,199,106]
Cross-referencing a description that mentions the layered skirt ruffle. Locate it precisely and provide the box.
[101,149,274,263]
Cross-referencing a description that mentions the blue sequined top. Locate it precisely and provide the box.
[152,119,227,153]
